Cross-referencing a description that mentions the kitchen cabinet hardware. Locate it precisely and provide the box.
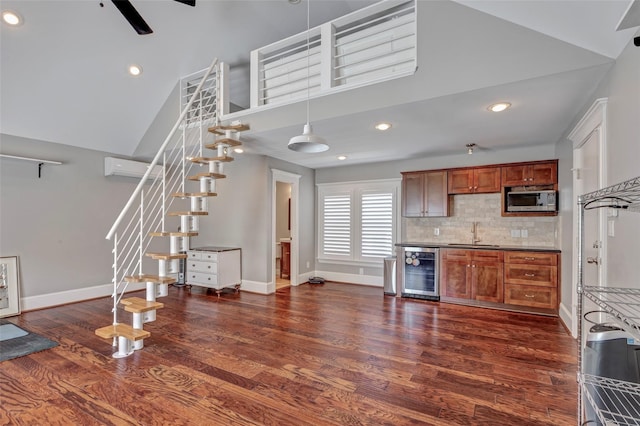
[577,175,640,425]
[586,257,599,264]
[524,273,535,277]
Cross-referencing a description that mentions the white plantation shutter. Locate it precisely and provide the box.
[322,194,351,257]
[361,192,393,258]
[318,180,398,264]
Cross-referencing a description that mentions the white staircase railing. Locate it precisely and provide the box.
[105,57,221,332]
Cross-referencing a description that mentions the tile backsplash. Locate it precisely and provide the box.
[404,193,557,247]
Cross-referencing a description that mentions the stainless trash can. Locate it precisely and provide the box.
[383,256,397,295]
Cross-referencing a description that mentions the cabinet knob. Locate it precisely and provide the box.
[467,264,471,268]
[524,273,535,277]
[472,264,476,268]
[524,294,535,298]
[468,187,473,189]
[524,257,535,261]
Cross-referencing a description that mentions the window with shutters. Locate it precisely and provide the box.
[317,180,399,265]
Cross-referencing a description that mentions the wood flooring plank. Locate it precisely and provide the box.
[2,282,578,425]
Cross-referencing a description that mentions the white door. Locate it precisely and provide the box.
[576,129,606,285]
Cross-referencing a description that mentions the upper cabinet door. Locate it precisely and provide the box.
[473,167,501,193]
[402,171,450,217]
[448,168,501,194]
[402,173,425,217]
[530,162,557,185]
[448,169,474,194]
[502,161,557,186]
[424,171,449,217]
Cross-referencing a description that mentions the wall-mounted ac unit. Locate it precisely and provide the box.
[104,157,162,180]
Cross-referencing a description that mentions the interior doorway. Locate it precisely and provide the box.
[271,169,301,292]
[275,181,292,289]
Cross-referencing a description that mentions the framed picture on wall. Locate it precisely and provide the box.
[0,256,20,318]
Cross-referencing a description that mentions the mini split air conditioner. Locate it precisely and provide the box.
[104,157,162,180]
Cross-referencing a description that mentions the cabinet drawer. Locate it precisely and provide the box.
[442,249,469,261]
[189,260,218,274]
[504,264,557,287]
[187,251,202,260]
[505,252,557,266]
[505,284,557,309]
[187,272,218,286]
[472,250,503,262]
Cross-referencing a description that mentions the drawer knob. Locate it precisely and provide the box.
[524,294,535,298]
[524,273,535,277]
[524,257,535,261]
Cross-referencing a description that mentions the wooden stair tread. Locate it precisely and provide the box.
[149,231,198,237]
[95,324,150,341]
[189,156,234,164]
[121,297,164,313]
[172,192,217,198]
[145,253,188,260]
[124,275,177,284]
[208,124,250,135]
[205,139,242,149]
[167,211,208,216]
[187,172,226,181]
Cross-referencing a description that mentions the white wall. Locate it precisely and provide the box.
[556,33,640,333]
[0,134,140,309]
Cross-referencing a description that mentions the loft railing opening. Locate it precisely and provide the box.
[245,0,416,113]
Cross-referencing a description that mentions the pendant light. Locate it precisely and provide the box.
[288,0,329,153]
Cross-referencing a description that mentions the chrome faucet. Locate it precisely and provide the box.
[471,222,481,244]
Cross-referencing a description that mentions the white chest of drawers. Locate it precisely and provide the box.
[186,247,241,294]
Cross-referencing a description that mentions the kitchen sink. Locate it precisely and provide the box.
[447,243,500,247]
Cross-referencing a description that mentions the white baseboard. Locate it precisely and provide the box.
[21,282,147,312]
[241,279,271,294]
[559,302,575,338]
[313,270,382,287]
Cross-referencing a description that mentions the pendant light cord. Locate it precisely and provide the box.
[306,0,310,125]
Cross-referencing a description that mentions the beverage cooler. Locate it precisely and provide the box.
[400,246,439,301]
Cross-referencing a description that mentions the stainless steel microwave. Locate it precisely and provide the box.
[506,190,557,212]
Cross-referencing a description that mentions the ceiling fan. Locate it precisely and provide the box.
[110,0,196,35]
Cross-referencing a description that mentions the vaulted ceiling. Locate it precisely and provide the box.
[1,0,638,169]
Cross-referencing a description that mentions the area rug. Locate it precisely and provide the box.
[0,319,58,362]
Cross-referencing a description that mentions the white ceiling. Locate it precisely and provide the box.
[1,0,638,169]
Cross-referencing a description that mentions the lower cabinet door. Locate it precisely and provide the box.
[472,262,504,303]
[504,284,557,309]
[441,259,471,299]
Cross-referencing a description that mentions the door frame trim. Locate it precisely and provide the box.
[567,97,608,337]
[271,169,301,288]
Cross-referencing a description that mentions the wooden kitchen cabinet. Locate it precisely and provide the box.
[501,161,557,186]
[448,167,501,194]
[441,249,503,303]
[401,171,450,217]
[504,251,558,309]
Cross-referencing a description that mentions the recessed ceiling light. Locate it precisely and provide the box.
[128,64,143,76]
[375,122,392,131]
[2,10,23,26]
[337,155,347,161]
[488,102,511,112]
[234,148,243,154]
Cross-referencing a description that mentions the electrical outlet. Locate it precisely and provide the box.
[511,229,521,238]
[434,228,440,236]
[521,229,528,238]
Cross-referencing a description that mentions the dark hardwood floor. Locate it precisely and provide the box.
[0,282,577,425]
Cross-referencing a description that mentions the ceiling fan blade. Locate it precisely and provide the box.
[111,0,153,35]
[174,0,196,6]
